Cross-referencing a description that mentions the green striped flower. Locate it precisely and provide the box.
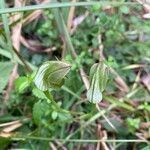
[87,62,109,103]
[34,61,71,91]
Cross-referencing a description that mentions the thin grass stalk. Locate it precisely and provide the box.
[51,0,90,89]
[0,1,140,14]
[11,136,148,143]
[0,0,14,60]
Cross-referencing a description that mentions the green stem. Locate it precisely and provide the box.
[13,47,32,73]
[44,90,62,111]
[44,90,83,115]
[0,2,139,14]
[11,136,148,143]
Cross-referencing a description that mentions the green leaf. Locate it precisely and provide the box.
[33,101,50,125]
[127,118,140,133]
[58,112,72,122]
[34,61,71,91]
[141,146,150,150]
[120,6,129,14]
[51,111,58,120]
[0,62,14,93]
[0,137,10,150]
[104,96,134,111]
[15,76,30,93]
[32,87,47,99]
[91,4,101,12]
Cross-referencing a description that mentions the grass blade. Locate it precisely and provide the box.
[0,2,139,14]
[104,96,134,111]
[0,0,14,60]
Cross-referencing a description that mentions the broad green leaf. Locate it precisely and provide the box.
[141,146,150,150]
[32,87,47,99]
[91,4,101,12]
[34,61,71,91]
[33,101,50,125]
[120,6,129,14]
[51,111,58,120]
[0,62,14,93]
[58,112,72,122]
[15,76,29,93]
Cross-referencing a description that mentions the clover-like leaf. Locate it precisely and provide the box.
[34,61,71,91]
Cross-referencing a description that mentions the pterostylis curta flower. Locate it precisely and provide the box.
[87,61,109,103]
[34,61,71,91]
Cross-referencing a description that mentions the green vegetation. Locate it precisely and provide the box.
[0,0,150,149]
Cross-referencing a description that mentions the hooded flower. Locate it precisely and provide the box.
[34,61,71,91]
[87,62,109,103]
